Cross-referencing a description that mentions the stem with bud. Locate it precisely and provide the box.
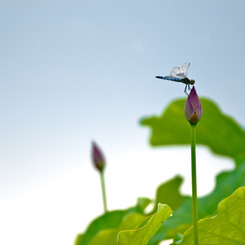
[191,124,199,245]
[100,171,108,213]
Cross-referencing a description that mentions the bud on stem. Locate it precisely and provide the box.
[185,86,202,125]
[91,141,108,213]
[91,141,106,172]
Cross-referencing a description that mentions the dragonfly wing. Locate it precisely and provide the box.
[180,62,190,77]
[170,66,186,79]
[170,66,181,77]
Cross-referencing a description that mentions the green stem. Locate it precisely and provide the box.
[100,171,108,213]
[191,124,199,245]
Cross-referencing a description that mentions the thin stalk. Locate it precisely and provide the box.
[191,124,199,245]
[100,171,108,213]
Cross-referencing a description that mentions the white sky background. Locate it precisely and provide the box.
[0,0,245,244]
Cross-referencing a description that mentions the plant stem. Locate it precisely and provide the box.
[100,171,108,213]
[191,124,199,245]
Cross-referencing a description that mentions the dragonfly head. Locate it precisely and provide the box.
[190,79,195,85]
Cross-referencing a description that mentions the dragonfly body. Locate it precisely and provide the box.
[156,62,195,95]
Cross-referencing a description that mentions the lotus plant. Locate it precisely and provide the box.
[185,86,203,245]
[91,141,108,213]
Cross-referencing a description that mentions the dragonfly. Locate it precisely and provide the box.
[155,62,195,95]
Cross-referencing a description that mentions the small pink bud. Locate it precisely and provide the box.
[185,86,203,125]
[91,142,106,172]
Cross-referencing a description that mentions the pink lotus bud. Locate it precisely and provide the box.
[91,142,106,172]
[185,86,203,124]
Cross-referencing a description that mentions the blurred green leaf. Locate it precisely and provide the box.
[118,204,173,245]
[150,176,184,214]
[74,234,83,245]
[180,186,245,244]
[140,98,245,163]
[149,163,245,244]
[75,210,132,245]
[75,198,150,245]
[170,234,183,245]
[137,197,152,212]
[89,212,146,245]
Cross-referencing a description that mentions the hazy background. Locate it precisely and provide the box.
[1,0,244,244]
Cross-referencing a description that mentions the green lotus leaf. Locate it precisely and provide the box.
[180,186,245,244]
[140,98,245,163]
[149,163,245,244]
[88,212,146,245]
[150,176,185,214]
[137,197,152,212]
[75,198,149,245]
[75,234,83,245]
[118,204,173,245]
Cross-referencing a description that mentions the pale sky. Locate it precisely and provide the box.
[0,0,244,244]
